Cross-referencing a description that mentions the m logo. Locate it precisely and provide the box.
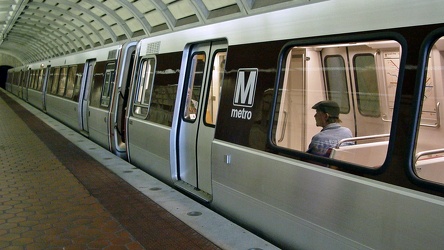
[233,68,258,107]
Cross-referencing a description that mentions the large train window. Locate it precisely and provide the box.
[57,67,68,96]
[414,35,444,184]
[37,68,44,91]
[273,39,400,169]
[28,70,36,90]
[133,57,155,117]
[64,65,77,99]
[49,67,60,95]
[143,53,180,126]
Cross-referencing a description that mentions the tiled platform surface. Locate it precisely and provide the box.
[0,89,278,250]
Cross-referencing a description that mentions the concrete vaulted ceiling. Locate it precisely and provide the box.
[0,0,324,64]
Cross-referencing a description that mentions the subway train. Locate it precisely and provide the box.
[5,1,444,249]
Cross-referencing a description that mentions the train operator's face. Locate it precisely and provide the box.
[314,110,328,128]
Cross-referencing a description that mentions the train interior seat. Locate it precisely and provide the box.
[329,141,389,168]
[416,155,444,183]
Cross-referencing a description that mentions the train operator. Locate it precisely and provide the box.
[307,100,354,157]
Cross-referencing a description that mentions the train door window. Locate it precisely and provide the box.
[183,53,205,121]
[64,65,77,99]
[90,61,114,109]
[324,55,350,113]
[50,67,60,95]
[57,67,68,96]
[100,63,116,108]
[354,54,380,117]
[133,57,155,117]
[273,39,401,170]
[414,35,444,185]
[204,51,226,125]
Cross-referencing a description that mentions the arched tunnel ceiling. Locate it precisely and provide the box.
[0,0,325,64]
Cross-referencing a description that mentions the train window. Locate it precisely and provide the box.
[29,70,36,90]
[204,51,226,126]
[90,61,114,109]
[17,71,23,87]
[354,54,380,117]
[414,36,444,184]
[72,65,83,102]
[32,70,38,90]
[50,67,60,95]
[100,63,116,108]
[184,53,205,121]
[57,67,68,96]
[141,53,180,126]
[273,39,400,169]
[37,68,44,91]
[324,55,350,113]
[133,57,155,117]
[64,66,77,99]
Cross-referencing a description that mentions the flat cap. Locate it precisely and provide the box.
[312,100,340,118]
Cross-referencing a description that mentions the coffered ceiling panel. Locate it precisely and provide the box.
[0,0,326,64]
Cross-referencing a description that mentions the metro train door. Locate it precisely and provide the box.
[322,46,389,137]
[110,42,136,158]
[175,40,227,201]
[347,45,391,135]
[322,47,356,135]
[79,59,96,134]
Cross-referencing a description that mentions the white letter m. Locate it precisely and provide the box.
[233,69,258,107]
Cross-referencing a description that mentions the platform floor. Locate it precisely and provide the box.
[0,90,277,250]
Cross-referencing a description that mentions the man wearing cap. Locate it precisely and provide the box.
[307,100,354,157]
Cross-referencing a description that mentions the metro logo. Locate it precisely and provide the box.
[233,68,258,107]
[231,68,258,120]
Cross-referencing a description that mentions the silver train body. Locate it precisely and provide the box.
[6,1,444,249]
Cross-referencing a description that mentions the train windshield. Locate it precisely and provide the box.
[273,39,401,169]
[415,36,444,185]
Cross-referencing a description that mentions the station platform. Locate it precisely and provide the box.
[0,89,278,249]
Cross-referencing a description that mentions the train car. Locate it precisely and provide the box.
[4,67,14,92]
[6,0,444,249]
[125,1,444,249]
[26,60,51,111]
[13,41,137,158]
[7,65,28,98]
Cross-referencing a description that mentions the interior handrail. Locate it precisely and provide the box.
[420,102,440,128]
[415,148,444,163]
[382,102,440,128]
[278,111,287,143]
[336,134,390,148]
